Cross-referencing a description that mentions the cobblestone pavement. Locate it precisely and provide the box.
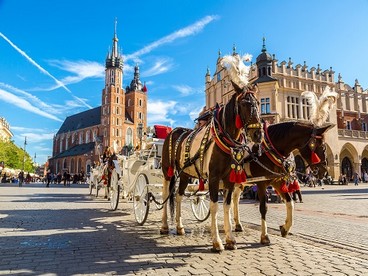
[0,182,367,275]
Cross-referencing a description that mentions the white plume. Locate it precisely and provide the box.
[301,86,339,126]
[220,53,252,88]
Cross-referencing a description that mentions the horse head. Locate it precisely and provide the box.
[298,123,334,178]
[231,81,263,144]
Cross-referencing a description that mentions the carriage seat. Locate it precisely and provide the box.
[154,125,172,139]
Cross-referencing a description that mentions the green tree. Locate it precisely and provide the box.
[0,140,35,172]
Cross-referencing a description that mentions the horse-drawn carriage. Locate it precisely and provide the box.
[100,125,211,225]
[88,53,337,252]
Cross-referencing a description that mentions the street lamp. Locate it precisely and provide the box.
[137,122,143,150]
[23,136,27,171]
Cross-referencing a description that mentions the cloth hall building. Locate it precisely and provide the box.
[48,27,147,175]
[205,41,368,182]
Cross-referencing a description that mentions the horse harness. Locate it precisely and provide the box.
[167,88,262,184]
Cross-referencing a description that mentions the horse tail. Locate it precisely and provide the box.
[169,175,176,220]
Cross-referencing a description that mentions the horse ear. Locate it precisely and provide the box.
[231,80,243,94]
[316,123,335,135]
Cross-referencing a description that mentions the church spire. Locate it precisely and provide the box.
[112,17,119,58]
[105,18,123,69]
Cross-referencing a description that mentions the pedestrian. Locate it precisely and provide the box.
[353,172,360,186]
[18,171,24,187]
[363,171,368,183]
[46,170,51,187]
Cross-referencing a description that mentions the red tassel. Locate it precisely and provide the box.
[235,114,243,129]
[288,182,295,193]
[235,172,241,183]
[229,169,236,183]
[199,179,205,191]
[280,181,289,193]
[167,166,174,177]
[240,170,247,183]
[293,179,300,190]
[311,151,321,164]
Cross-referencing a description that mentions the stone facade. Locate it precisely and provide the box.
[205,42,368,181]
[0,117,12,141]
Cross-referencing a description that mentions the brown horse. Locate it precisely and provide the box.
[232,121,333,244]
[160,81,263,252]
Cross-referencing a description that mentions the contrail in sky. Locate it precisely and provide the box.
[0,32,92,109]
[125,15,219,61]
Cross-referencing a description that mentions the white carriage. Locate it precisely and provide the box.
[108,136,211,225]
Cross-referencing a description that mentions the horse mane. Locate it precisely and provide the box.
[267,121,314,141]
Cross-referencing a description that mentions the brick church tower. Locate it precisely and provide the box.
[101,20,147,151]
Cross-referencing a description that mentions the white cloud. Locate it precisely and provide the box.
[147,100,177,126]
[189,106,205,121]
[142,58,173,77]
[11,126,51,132]
[48,59,105,84]
[14,132,54,143]
[0,88,63,122]
[0,82,84,116]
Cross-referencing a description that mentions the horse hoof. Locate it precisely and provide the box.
[260,234,270,245]
[235,224,244,232]
[176,227,185,235]
[280,225,288,237]
[225,242,237,250]
[211,242,224,253]
[160,227,169,235]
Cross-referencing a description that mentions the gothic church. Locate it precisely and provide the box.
[48,24,147,175]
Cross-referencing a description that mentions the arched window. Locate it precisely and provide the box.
[341,157,353,180]
[128,99,131,106]
[116,96,119,104]
[60,138,63,153]
[139,99,142,107]
[70,158,75,173]
[116,106,119,115]
[78,158,82,173]
[79,133,83,144]
[116,118,119,126]
[86,131,90,143]
[361,158,368,176]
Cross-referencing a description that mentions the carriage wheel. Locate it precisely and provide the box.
[109,169,120,211]
[191,193,210,222]
[133,173,150,225]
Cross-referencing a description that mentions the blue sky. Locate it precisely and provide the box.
[1,0,368,165]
